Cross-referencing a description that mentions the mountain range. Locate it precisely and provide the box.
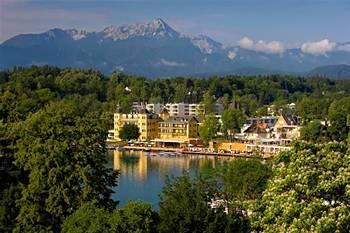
[1,18,350,78]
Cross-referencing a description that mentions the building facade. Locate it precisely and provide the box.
[114,109,161,141]
[273,114,301,145]
[158,116,199,140]
[141,102,223,117]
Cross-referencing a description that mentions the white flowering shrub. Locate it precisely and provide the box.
[251,141,350,233]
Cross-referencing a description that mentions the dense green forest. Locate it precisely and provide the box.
[1,66,350,232]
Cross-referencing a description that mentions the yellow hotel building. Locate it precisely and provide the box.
[158,116,199,140]
[114,108,161,141]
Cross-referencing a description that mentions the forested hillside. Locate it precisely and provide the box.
[308,64,350,79]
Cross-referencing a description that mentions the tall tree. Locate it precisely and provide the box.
[221,159,272,202]
[158,173,250,233]
[295,97,330,122]
[199,114,219,145]
[328,97,350,141]
[111,201,159,233]
[61,202,113,233]
[238,94,259,116]
[300,120,325,143]
[202,91,215,114]
[62,201,158,233]
[13,100,118,233]
[221,109,245,141]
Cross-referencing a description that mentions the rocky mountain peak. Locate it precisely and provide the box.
[100,18,179,40]
[65,29,89,40]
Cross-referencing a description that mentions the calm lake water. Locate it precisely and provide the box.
[105,150,232,208]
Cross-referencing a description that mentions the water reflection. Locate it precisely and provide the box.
[110,150,231,208]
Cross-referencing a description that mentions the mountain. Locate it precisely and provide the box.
[1,18,350,78]
[308,64,350,79]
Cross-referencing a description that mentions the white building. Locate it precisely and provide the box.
[140,102,223,117]
[145,103,164,115]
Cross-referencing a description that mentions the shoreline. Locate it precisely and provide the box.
[112,146,272,159]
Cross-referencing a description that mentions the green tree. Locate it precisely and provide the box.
[295,97,330,122]
[199,114,219,145]
[300,120,324,143]
[158,174,214,233]
[202,91,215,114]
[238,94,259,116]
[255,106,268,117]
[61,202,114,233]
[158,173,249,233]
[252,141,350,232]
[221,159,272,202]
[62,201,158,233]
[111,201,159,233]
[348,114,350,145]
[0,121,25,233]
[221,109,245,141]
[218,93,231,110]
[328,97,350,141]
[13,100,118,233]
[119,124,140,141]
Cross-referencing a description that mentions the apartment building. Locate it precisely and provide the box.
[142,102,223,117]
[246,116,278,126]
[145,103,164,115]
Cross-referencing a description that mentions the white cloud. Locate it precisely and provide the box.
[238,37,285,54]
[227,51,237,60]
[238,37,254,49]
[301,39,336,55]
[159,58,185,67]
[337,43,350,52]
[255,40,285,53]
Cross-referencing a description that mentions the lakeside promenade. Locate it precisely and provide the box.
[116,145,273,159]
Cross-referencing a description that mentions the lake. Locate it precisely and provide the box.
[105,150,232,208]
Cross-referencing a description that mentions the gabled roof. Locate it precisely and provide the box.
[244,122,269,134]
[160,107,169,114]
[193,114,205,123]
[280,114,298,126]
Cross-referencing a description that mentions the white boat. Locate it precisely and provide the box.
[159,151,182,157]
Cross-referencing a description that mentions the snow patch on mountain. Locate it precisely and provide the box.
[100,18,179,40]
[46,31,56,39]
[227,51,237,60]
[66,29,89,40]
[191,35,222,54]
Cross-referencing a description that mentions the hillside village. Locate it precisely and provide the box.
[109,102,303,156]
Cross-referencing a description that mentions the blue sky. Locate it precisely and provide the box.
[1,0,349,46]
